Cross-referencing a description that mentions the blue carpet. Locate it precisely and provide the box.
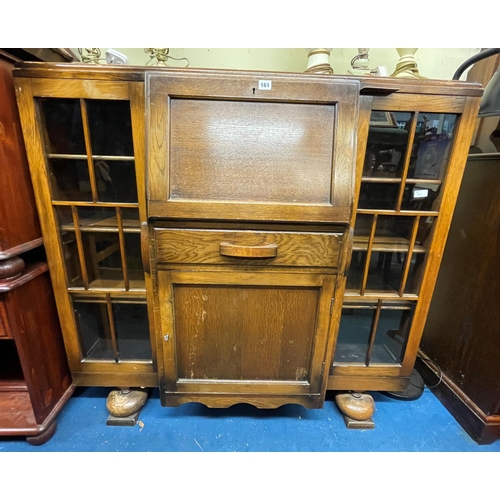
[0,387,499,452]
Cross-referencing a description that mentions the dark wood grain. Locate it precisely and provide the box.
[0,298,12,338]
[0,56,41,255]
[5,269,72,423]
[419,154,500,442]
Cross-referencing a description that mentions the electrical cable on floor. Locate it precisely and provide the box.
[415,353,444,390]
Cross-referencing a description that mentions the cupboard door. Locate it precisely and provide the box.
[158,271,337,408]
[147,73,359,224]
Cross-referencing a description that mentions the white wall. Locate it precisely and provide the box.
[75,48,481,82]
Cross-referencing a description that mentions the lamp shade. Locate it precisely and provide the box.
[478,67,500,117]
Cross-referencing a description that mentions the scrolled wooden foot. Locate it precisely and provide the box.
[335,392,375,429]
[106,387,148,418]
[26,420,57,445]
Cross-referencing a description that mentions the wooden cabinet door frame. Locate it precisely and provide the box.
[157,270,339,408]
[14,77,157,386]
[329,93,481,391]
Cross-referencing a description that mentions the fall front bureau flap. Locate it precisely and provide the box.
[146,71,360,224]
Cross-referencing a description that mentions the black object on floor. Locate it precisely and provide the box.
[106,409,142,426]
[380,368,425,401]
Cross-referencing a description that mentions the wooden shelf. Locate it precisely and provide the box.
[61,215,140,233]
[69,291,146,302]
[52,201,139,208]
[344,290,419,300]
[357,209,439,217]
[84,338,153,362]
[362,177,401,183]
[68,269,146,292]
[334,343,400,365]
[0,379,28,392]
[405,178,442,185]
[342,298,414,310]
[361,177,442,185]
[353,235,426,253]
[48,154,135,162]
[0,391,38,433]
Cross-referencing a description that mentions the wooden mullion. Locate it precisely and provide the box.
[399,215,421,296]
[105,294,120,363]
[360,214,378,296]
[71,205,89,289]
[396,112,419,211]
[365,300,382,366]
[79,98,98,203]
[116,207,129,291]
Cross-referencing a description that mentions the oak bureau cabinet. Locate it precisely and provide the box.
[13,63,482,424]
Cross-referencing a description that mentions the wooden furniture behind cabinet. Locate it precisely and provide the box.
[0,51,73,444]
[13,62,482,423]
[418,152,500,444]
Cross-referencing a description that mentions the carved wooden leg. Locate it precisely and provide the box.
[26,420,57,445]
[106,387,148,426]
[335,391,375,429]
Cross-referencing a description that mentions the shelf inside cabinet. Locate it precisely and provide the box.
[89,269,145,292]
[405,178,442,185]
[0,392,37,431]
[83,338,153,363]
[353,235,426,253]
[344,290,419,300]
[361,177,402,184]
[360,177,442,185]
[342,298,415,310]
[47,154,135,162]
[61,215,140,233]
[67,269,146,292]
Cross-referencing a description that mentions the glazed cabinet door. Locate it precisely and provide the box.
[14,77,157,387]
[147,72,359,224]
[158,271,338,409]
[329,93,481,392]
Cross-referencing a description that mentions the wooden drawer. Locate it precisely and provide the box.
[154,228,344,269]
[0,298,12,339]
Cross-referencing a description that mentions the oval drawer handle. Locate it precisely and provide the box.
[219,242,278,258]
